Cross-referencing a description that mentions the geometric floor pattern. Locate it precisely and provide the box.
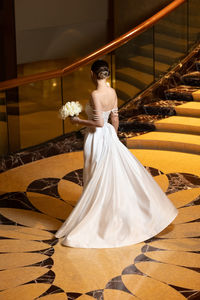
[0,150,200,300]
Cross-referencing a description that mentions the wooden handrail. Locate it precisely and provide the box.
[0,0,185,91]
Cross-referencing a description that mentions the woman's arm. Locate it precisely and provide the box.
[70,91,104,128]
[110,95,119,133]
[110,113,119,133]
[70,116,103,127]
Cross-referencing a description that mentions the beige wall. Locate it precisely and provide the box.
[114,0,171,36]
[15,0,108,64]
[14,0,174,65]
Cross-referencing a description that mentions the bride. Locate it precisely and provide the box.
[54,59,178,248]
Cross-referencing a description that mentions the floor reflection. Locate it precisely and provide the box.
[0,149,200,299]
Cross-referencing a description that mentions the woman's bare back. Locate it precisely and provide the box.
[90,86,117,112]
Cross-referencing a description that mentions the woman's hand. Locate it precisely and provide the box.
[69,116,80,124]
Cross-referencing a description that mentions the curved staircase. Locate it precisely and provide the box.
[115,15,194,104]
[126,61,200,154]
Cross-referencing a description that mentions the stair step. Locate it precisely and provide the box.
[0,92,5,105]
[155,33,187,52]
[123,113,164,123]
[119,114,167,132]
[181,71,200,86]
[141,44,183,64]
[143,99,187,116]
[143,106,175,116]
[0,92,5,99]
[0,112,6,122]
[0,120,8,155]
[155,19,200,40]
[165,85,200,101]
[192,89,200,102]
[118,130,150,139]
[155,116,200,134]
[0,104,6,113]
[119,121,155,133]
[116,67,153,90]
[0,100,6,121]
[116,80,140,101]
[127,131,200,154]
[128,56,169,75]
[196,61,200,71]
[175,102,200,117]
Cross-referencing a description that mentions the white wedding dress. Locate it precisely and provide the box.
[55,103,178,248]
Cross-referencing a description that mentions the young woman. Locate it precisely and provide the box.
[54,60,178,248]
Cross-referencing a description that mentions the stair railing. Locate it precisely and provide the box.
[0,0,186,91]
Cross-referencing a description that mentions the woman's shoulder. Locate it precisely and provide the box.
[91,86,117,96]
[90,87,117,108]
[108,86,117,96]
[91,89,99,98]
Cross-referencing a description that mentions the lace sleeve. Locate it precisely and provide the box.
[111,107,118,116]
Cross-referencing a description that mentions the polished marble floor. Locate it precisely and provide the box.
[0,149,200,299]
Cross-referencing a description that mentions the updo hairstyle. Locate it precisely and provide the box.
[91,60,110,80]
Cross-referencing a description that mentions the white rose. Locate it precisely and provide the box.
[59,100,82,119]
[69,107,74,116]
[74,108,79,115]
[65,103,70,110]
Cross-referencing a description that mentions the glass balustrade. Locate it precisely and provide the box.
[0,0,200,157]
[154,1,188,80]
[188,0,200,49]
[115,29,154,106]
[0,91,8,156]
[1,78,63,153]
[18,78,63,149]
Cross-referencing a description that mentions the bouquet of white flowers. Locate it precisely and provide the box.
[59,101,82,120]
